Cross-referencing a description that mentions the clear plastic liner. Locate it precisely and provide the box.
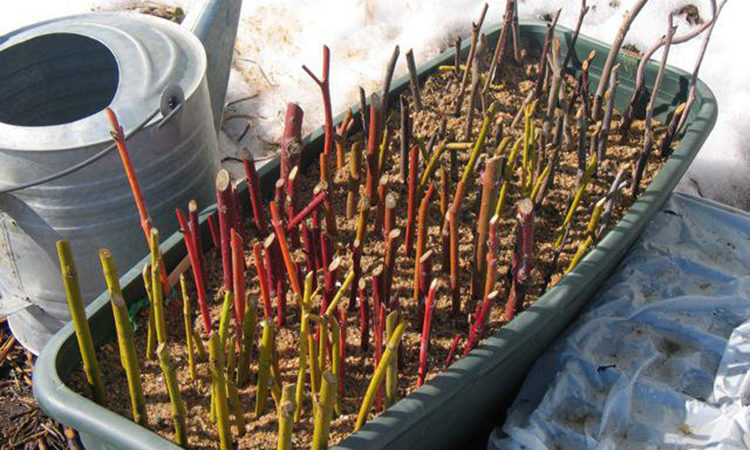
[489,194,750,450]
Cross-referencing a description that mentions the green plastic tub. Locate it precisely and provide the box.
[33,20,717,450]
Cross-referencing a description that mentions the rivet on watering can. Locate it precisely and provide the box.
[158,85,185,129]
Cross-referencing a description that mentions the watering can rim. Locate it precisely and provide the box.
[0,11,207,152]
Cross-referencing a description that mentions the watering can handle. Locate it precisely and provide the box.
[0,86,184,194]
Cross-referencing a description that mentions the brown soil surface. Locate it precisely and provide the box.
[69,45,671,449]
[0,322,72,449]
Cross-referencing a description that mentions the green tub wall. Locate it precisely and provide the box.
[33,20,717,450]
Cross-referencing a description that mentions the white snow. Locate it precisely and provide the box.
[0,0,747,208]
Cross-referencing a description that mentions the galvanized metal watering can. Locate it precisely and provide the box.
[0,0,242,353]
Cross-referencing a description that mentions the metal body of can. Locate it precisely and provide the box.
[0,11,232,353]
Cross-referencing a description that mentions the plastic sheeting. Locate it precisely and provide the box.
[489,193,750,450]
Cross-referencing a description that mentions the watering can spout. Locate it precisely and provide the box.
[182,0,242,133]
